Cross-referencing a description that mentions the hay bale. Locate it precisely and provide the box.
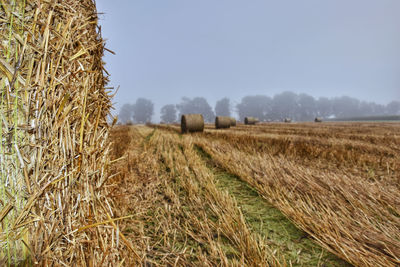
[244,117,259,125]
[215,116,231,129]
[284,118,292,123]
[0,1,118,265]
[181,114,204,133]
[230,117,237,127]
[315,117,323,123]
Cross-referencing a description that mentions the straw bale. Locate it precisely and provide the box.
[315,117,323,123]
[215,116,231,129]
[0,1,119,265]
[181,114,204,133]
[230,117,237,127]
[244,117,259,125]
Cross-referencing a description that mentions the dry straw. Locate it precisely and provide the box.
[245,117,259,125]
[0,1,119,265]
[215,116,231,129]
[230,117,237,127]
[181,114,204,133]
[198,123,400,266]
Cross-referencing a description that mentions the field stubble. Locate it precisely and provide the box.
[110,122,400,266]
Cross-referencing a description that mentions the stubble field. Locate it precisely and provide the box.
[108,122,400,266]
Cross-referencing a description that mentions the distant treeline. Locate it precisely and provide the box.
[118,91,400,123]
[327,115,400,122]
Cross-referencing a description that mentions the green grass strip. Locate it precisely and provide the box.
[195,145,352,267]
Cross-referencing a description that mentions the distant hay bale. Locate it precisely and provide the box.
[181,114,204,133]
[215,116,231,129]
[315,117,323,123]
[230,117,237,126]
[284,118,292,123]
[244,117,259,125]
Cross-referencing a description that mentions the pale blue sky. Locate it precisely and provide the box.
[96,0,400,117]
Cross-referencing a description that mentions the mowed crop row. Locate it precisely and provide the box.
[158,123,400,183]
[204,122,400,149]
[110,123,399,266]
[192,122,400,266]
[109,126,282,266]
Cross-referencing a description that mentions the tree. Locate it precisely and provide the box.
[215,98,231,117]
[237,95,272,121]
[331,96,360,118]
[132,98,154,123]
[369,102,386,116]
[386,101,400,115]
[316,97,333,118]
[297,93,316,121]
[160,104,177,123]
[118,103,133,124]
[271,91,298,120]
[176,97,215,122]
[359,101,375,116]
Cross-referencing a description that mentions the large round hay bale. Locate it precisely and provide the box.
[0,1,116,264]
[215,116,231,129]
[230,117,237,126]
[244,117,259,125]
[181,114,204,133]
[284,118,292,123]
[315,117,323,123]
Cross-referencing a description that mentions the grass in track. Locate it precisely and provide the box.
[195,145,352,267]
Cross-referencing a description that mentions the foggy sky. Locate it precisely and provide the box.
[96,0,400,118]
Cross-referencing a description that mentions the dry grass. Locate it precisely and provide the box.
[109,126,282,266]
[193,122,400,266]
[108,122,400,266]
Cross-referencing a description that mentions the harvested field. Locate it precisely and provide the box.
[109,122,400,266]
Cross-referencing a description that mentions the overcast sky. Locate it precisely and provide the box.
[96,0,400,118]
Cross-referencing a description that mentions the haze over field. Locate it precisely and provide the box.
[96,0,400,120]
